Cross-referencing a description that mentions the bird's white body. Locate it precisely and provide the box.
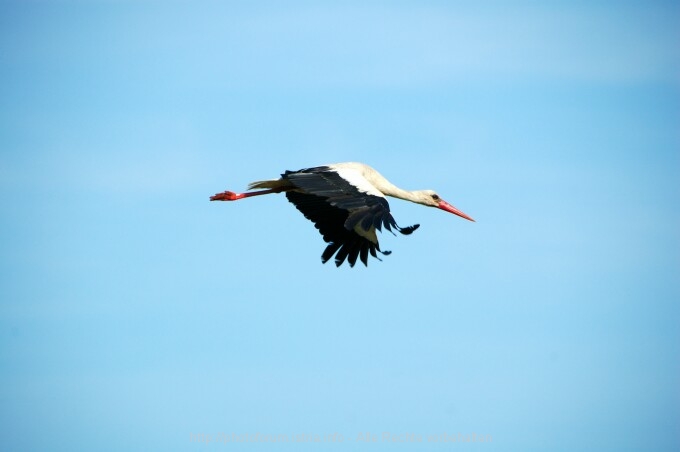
[328,163,387,199]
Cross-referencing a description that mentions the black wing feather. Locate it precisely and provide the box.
[283,167,418,267]
[321,241,342,264]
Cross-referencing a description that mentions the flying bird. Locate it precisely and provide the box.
[210,162,474,267]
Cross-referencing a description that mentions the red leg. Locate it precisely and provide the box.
[210,188,285,201]
[210,191,244,201]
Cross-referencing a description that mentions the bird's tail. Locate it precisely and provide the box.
[247,179,285,190]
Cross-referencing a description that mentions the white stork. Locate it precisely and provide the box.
[210,162,474,267]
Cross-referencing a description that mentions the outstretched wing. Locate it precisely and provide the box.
[283,166,419,267]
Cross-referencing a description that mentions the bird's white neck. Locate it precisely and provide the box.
[330,162,428,204]
[379,183,422,203]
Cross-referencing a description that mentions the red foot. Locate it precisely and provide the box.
[210,191,243,201]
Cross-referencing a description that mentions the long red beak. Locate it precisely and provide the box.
[438,200,475,222]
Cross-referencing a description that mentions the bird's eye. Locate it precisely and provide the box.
[431,194,440,201]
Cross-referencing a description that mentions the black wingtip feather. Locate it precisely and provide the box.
[397,223,420,235]
[322,242,342,264]
[360,244,369,266]
[346,241,361,267]
[334,243,351,267]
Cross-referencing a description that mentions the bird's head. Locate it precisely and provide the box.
[414,190,475,222]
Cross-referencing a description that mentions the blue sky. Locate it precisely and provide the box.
[1,1,678,451]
